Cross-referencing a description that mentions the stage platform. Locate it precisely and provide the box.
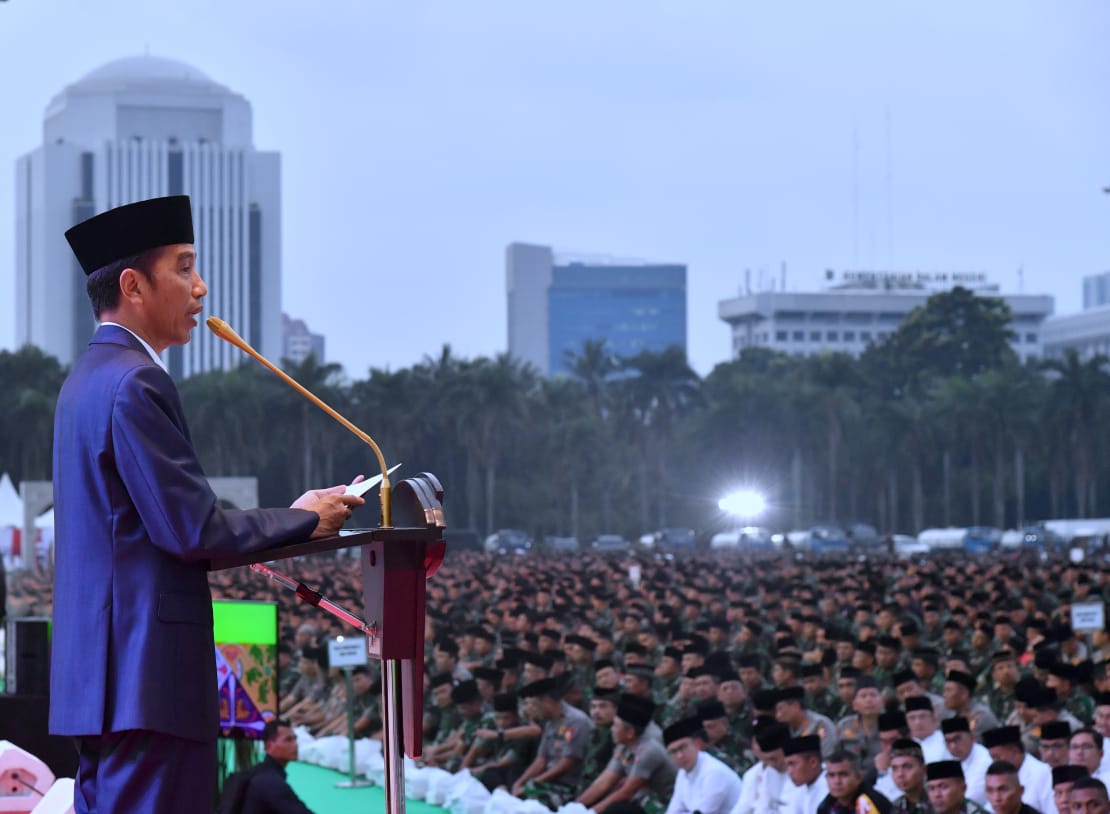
[286,761,449,814]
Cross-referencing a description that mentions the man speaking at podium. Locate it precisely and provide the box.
[51,195,363,814]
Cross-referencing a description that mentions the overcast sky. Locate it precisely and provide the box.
[1,1,1107,379]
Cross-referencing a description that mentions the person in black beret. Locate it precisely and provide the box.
[662,716,742,814]
[1048,661,1096,727]
[774,685,839,759]
[694,699,748,776]
[784,735,828,812]
[1039,721,1073,769]
[513,676,593,808]
[1051,765,1091,814]
[802,662,844,723]
[940,716,992,807]
[989,649,1022,725]
[466,692,533,791]
[423,680,486,771]
[943,669,1002,737]
[579,687,621,792]
[981,729,1055,814]
[923,760,978,814]
[576,695,675,814]
[53,196,362,814]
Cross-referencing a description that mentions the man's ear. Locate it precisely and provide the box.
[118,267,146,303]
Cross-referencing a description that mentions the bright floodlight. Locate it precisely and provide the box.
[719,489,767,518]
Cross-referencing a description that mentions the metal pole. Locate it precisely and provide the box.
[381,658,406,814]
[335,667,370,788]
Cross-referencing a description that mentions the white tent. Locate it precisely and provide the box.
[0,473,21,526]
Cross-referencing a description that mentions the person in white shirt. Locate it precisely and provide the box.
[906,696,953,764]
[732,723,792,814]
[1092,694,1110,777]
[941,716,991,806]
[983,726,1055,814]
[783,735,827,814]
[663,716,743,814]
[1069,729,1110,789]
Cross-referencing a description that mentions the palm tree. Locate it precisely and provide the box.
[1042,350,1110,517]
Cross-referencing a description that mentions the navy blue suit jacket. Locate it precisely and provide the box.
[50,325,317,742]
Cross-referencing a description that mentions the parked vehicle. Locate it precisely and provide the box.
[711,526,775,550]
[892,534,929,556]
[545,536,580,552]
[643,527,695,550]
[590,534,631,553]
[484,529,533,554]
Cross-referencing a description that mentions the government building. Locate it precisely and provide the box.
[717,271,1054,362]
[15,55,283,377]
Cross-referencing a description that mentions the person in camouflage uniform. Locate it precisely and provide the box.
[1048,661,1095,726]
[697,699,752,775]
[888,738,931,814]
[465,692,537,791]
[926,760,988,814]
[579,687,619,792]
[988,650,1021,724]
[717,668,753,742]
[802,662,844,723]
[423,679,486,772]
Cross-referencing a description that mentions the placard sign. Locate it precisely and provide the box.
[1072,602,1106,632]
[328,636,369,668]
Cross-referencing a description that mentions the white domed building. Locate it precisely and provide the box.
[16,55,283,376]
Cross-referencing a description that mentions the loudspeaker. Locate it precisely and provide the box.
[5,618,50,696]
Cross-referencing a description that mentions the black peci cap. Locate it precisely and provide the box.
[66,195,195,275]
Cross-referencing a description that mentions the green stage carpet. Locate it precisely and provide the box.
[286,761,450,814]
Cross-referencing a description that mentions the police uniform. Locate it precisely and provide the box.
[836,715,881,769]
[792,712,839,758]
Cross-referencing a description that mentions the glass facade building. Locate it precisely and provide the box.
[547,263,686,375]
[506,243,687,376]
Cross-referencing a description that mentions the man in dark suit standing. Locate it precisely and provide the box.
[52,195,362,814]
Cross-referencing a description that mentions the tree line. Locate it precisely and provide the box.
[2,286,1108,541]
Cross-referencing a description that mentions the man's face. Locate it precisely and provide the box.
[595,666,620,689]
[877,647,899,669]
[432,683,453,707]
[785,753,820,787]
[825,760,860,801]
[837,679,857,705]
[993,660,1019,687]
[656,656,679,678]
[719,680,746,709]
[493,710,518,729]
[943,682,968,711]
[590,699,617,727]
[1069,733,1103,773]
[774,701,803,727]
[944,730,973,761]
[985,773,1024,814]
[928,778,967,814]
[988,745,1024,768]
[135,245,207,352]
[891,755,924,793]
[666,736,700,773]
[693,676,718,701]
[1057,782,1077,814]
[351,672,372,695]
[612,717,637,746]
[1095,705,1110,738]
[1040,738,1069,768]
[854,688,883,717]
[265,725,299,765]
[739,667,762,690]
[836,641,856,663]
[1070,788,1110,814]
[906,710,936,740]
[702,716,728,744]
[521,696,542,722]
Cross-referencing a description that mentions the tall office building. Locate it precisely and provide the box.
[15,54,282,377]
[506,242,687,376]
[1083,271,1110,309]
[718,271,1053,362]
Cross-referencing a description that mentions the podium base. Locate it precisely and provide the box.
[336,779,373,788]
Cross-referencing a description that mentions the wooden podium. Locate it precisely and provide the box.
[210,473,446,814]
